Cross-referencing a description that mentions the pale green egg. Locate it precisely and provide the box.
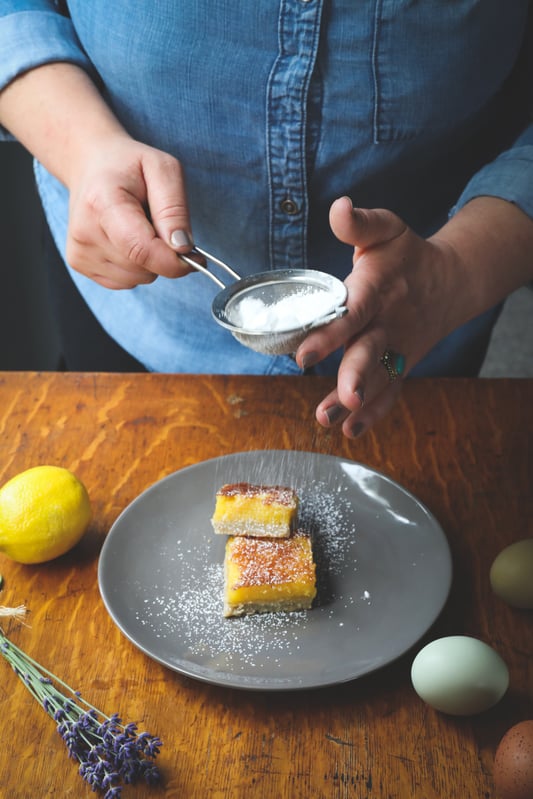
[411,636,509,715]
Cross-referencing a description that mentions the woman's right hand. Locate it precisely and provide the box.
[0,62,195,290]
[66,133,195,289]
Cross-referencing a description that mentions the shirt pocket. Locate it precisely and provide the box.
[372,0,528,142]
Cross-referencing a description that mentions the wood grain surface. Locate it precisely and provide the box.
[0,372,531,799]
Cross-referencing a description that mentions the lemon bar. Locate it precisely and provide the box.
[211,483,298,538]
[223,531,317,617]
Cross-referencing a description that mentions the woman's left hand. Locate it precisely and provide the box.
[295,196,459,438]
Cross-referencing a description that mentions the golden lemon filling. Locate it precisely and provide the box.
[211,482,298,538]
[223,531,317,617]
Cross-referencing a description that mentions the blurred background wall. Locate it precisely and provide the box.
[0,142,61,369]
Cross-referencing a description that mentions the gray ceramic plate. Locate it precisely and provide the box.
[98,450,452,691]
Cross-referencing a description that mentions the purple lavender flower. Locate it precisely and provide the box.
[0,628,162,797]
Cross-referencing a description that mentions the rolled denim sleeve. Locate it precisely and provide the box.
[0,4,94,141]
[453,140,533,221]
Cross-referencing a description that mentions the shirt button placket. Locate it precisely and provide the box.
[266,0,324,270]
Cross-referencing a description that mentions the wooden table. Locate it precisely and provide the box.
[0,372,531,799]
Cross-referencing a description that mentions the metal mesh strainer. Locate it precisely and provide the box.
[181,247,348,355]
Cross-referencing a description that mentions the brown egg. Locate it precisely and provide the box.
[494,721,533,799]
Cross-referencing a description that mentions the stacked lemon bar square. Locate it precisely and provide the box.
[211,483,317,617]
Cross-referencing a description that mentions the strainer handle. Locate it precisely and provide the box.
[180,246,241,289]
[180,253,226,288]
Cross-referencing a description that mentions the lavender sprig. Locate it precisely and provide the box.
[0,627,162,798]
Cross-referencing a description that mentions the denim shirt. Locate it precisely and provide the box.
[1,1,532,375]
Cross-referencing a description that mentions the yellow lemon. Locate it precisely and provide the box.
[0,466,92,564]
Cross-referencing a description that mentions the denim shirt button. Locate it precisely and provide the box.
[280,197,300,215]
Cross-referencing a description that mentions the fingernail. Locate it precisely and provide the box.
[349,422,365,438]
[324,404,347,424]
[339,194,353,206]
[355,386,365,407]
[170,229,193,249]
[301,351,319,370]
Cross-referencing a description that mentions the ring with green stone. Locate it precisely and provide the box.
[380,349,406,382]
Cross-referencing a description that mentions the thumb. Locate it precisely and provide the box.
[329,196,407,250]
[142,150,194,253]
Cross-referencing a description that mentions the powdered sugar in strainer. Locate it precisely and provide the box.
[181,247,348,356]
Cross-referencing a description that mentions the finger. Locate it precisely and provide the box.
[141,151,193,254]
[335,324,388,411]
[342,380,403,439]
[100,197,189,279]
[295,270,381,370]
[316,336,404,430]
[69,240,159,288]
[329,196,407,251]
[89,263,158,290]
[315,337,390,428]
[315,387,358,429]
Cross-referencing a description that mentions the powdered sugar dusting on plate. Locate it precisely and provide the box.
[133,481,361,670]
